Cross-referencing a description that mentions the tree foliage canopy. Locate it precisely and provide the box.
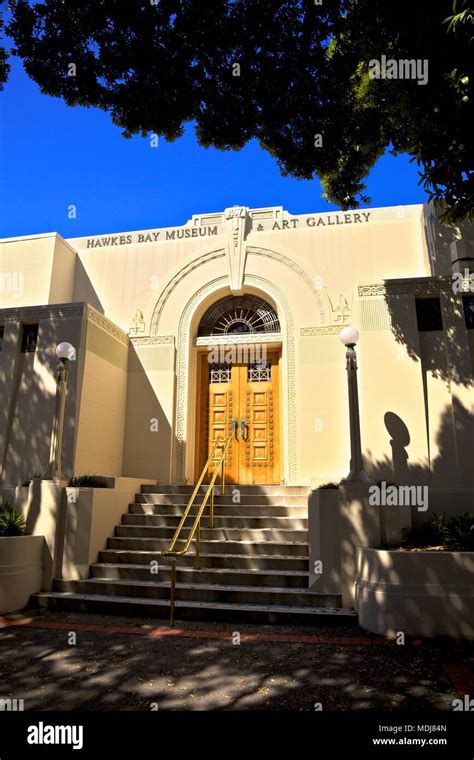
[3,0,473,221]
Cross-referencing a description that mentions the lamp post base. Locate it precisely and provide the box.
[341,469,373,485]
[41,465,65,482]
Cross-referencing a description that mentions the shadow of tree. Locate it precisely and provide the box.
[0,622,464,711]
[385,282,472,388]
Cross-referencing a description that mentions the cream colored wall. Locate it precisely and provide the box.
[73,312,129,477]
[0,235,56,307]
[68,205,428,336]
[72,238,223,333]
[122,342,175,482]
[252,212,428,294]
[0,234,76,307]
[62,477,156,579]
[49,236,76,304]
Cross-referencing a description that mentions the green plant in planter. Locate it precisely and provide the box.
[318,482,340,490]
[402,513,447,548]
[69,475,108,488]
[20,472,42,487]
[444,513,474,551]
[402,512,474,551]
[0,501,26,536]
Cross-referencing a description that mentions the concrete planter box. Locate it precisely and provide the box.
[356,546,474,639]
[0,535,46,614]
[3,477,155,584]
[308,485,392,607]
[61,477,156,579]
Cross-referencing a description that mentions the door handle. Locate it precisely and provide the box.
[241,418,247,441]
[232,418,238,439]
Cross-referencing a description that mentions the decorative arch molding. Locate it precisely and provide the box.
[150,248,226,335]
[151,243,333,336]
[247,246,315,291]
[174,274,297,484]
[246,246,333,324]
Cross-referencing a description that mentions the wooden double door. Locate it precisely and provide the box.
[198,350,281,484]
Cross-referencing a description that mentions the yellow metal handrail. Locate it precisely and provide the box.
[162,434,232,626]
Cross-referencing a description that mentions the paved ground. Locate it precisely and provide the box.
[0,610,473,711]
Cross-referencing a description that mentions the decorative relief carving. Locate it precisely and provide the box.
[330,293,351,325]
[300,326,343,336]
[87,306,129,345]
[131,335,175,346]
[0,304,83,322]
[129,308,146,336]
[196,333,282,346]
[358,278,453,298]
[225,206,250,290]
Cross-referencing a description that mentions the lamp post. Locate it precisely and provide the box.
[339,326,370,484]
[43,342,76,481]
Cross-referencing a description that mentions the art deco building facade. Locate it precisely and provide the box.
[0,204,473,490]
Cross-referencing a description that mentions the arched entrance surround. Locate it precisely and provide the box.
[173,275,297,484]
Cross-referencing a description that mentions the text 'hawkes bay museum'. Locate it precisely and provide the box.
[84,210,372,248]
[0,204,473,489]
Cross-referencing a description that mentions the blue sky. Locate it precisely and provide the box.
[0,57,427,239]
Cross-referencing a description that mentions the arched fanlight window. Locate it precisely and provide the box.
[198,295,280,337]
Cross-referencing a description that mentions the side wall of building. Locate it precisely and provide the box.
[73,308,129,478]
[0,305,84,485]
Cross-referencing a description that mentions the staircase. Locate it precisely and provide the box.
[36,485,356,625]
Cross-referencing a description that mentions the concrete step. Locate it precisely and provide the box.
[99,550,309,572]
[52,578,337,608]
[91,562,309,588]
[141,485,310,496]
[35,591,354,626]
[129,503,308,517]
[106,536,308,556]
[122,514,308,530]
[134,494,308,506]
[115,525,308,542]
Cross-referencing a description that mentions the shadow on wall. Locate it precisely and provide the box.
[122,344,172,482]
[0,321,77,487]
[315,403,474,636]
[365,399,474,493]
[426,206,474,278]
[350,402,474,637]
[73,258,105,314]
[386,286,472,387]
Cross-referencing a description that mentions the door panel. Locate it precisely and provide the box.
[199,351,281,484]
[204,362,239,484]
[238,352,280,485]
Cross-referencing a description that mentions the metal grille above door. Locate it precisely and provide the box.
[198,295,280,337]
